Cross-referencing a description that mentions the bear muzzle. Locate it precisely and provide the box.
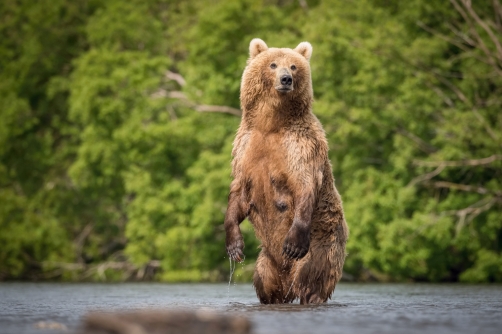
[275,68,294,93]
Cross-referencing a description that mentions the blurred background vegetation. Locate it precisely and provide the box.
[1,0,501,283]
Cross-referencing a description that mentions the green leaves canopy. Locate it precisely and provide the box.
[1,0,501,282]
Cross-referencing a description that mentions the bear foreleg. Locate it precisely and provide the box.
[282,190,315,260]
[225,180,250,262]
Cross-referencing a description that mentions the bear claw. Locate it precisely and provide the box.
[282,243,308,260]
[282,225,310,260]
[226,238,245,262]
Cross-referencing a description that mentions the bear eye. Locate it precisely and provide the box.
[270,63,277,69]
[290,65,297,70]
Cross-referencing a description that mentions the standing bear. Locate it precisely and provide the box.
[225,39,348,304]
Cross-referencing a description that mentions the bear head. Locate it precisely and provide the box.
[240,38,313,114]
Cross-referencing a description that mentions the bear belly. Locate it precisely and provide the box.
[241,132,295,255]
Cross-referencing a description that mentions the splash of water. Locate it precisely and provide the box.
[238,261,245,281]
[227,258,236,299]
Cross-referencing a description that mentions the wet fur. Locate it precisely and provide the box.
[225,39,348,304]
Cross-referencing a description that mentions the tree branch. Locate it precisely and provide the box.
[417,20,471,52]
[151,89,242,117]
[423,80,454,107]
[445,22,477,47]
[298,0,308,11]
[425,180,502,196]
[408,165,445,187]
[165,70,186,87]
[471,108,500,142]
[413,154,502,167]
[439,196,499,234]
[417,16,502,144]
[461,0,502,62]
[450,0,502,75]
[194,104,242,116]
[416,20,493,67]
[494,0,502,31]
[74,223,93,264]
[431,73,500,143]
[434,73,471,106]
[396,128,438,154]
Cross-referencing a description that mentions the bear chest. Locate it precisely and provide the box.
[243,132,288,171]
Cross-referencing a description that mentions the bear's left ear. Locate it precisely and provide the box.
[249,38,268,59]
[294,42,313,61]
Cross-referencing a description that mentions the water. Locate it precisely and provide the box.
[228,258,236,296]
[1,283,501,334]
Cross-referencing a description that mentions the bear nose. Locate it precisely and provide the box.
[280,74,293,86]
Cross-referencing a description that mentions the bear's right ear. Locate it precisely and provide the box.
[249,38,268,59]
[294,42,313,61]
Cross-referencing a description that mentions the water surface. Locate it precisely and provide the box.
[1,283,501,334]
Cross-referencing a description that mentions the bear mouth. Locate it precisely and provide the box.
[275,85,293,93]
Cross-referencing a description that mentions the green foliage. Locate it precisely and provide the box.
[305,0,502,282]
[1,0,500,282]
[0,188,72,277]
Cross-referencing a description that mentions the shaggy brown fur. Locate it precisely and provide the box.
[224,38,348,305]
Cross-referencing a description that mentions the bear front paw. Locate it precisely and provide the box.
[282,225,310,260]
[226,233,245,263]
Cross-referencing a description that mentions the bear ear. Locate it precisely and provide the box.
[249,38,268,59]
[294,41,313,61]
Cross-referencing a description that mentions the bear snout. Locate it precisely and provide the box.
[280,74,292,86]
[275,68,294,92]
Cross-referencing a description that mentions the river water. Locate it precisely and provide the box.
[1,283,501,334]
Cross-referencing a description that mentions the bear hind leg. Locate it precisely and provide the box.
[253,250,291,304]
[299,291,328,305]
[295,244,345,305]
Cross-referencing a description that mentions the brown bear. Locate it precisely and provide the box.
[224,38,348,305]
